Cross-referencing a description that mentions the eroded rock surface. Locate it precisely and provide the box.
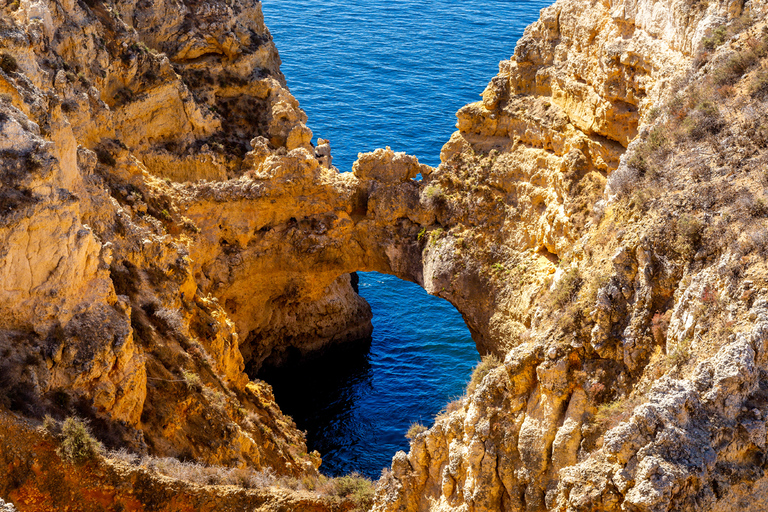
[3,0,768,510]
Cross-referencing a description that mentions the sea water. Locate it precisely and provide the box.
[260,0,551,478]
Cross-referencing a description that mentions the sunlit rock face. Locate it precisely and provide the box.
[4,0,768,510]
[370,0,768,510]
[0,0,358,477]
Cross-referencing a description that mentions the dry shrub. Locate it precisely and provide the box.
[326,473,375,511]
[405,422,427,440]
[57,417,103,464]
[466,354,503,395]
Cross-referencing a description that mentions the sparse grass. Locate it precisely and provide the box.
[549,268,582,308]
[108,451,374,510]
[595,396,638,430]
[202,386,228,411]
[713,36,768,86]
[405,422,427,440]
[466,354,502,395]
[57,417,103,464]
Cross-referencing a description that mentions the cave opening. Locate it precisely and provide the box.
[257,271,479,478]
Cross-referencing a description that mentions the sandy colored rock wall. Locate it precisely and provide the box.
[372,0,768,511]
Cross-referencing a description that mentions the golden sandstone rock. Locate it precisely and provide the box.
[3,0,768,510]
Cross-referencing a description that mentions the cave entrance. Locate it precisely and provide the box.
[257,271,478,478]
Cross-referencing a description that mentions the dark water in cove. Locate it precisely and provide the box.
[260,0,551,478]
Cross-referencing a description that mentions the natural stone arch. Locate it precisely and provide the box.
[180,146,439,371]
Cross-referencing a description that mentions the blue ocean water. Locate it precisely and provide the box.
[260,0,550,478]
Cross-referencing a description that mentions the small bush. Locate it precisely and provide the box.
[467,354,502,395]
[549,268,582,307]
[701,26,727,51]
[750,70,768,100]
[667,337,691,367]
[328,473,375,511]
[676,214,703,254]
[182,370,202,392]
[0,53,18,74]
[608,165,639,197]
[57,417,103,464]
[405,422,427,440]
[683,101,724,141]
[713,39,767,86]
[424,184,442,199]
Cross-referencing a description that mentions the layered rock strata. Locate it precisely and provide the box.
[373,0,768,511]
[3,0,768,510]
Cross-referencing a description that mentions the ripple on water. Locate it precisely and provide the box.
[259,0,550,478]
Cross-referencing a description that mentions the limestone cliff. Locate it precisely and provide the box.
[3,0,768,510]
[372,0,768,511]
[0,0,352,483]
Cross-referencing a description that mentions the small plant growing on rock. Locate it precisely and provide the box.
[328,473,375,511]
[701,26,727,50]
[595,396,638,430]
[549,268,582,307]
[667,337,691,368]
[405,422,427,440]
[182,370,202,392]
[57,417,103,464]
[428,227,444,247]
[467,354,502,395]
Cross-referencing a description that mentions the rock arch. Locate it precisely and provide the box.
[181,146,441,371]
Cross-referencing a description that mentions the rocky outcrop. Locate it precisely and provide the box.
[0,412,354,512]
[3,0,768,509]
[0,0,340,478]
[372,0,768,511]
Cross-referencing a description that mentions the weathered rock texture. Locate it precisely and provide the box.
[372,0,768,511]
[0,0,348,481]
[3,0,768,510]
[0,412,355,512]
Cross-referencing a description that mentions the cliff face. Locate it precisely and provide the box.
[0,0,346,478]
[3,0,768,510]
[373,0,768,511]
